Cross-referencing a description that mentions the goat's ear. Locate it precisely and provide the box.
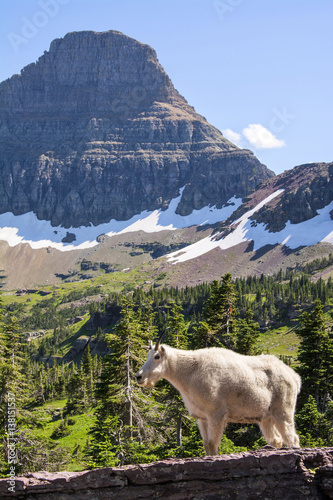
[160,345,166,356]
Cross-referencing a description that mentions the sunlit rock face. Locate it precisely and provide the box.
[248,162,333,231]
[0,30,274,228]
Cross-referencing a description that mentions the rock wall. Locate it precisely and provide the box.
[1,447,332,499]
[0,31,274,228]
[249,162,333,232]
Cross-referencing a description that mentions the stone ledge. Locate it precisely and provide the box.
[1,447,332,499]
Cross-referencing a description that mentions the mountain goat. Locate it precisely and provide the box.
[136,333,301,455]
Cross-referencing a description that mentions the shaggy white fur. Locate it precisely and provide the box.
[136,345,301,455]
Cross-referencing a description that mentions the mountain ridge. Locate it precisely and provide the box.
[0,31,332,289]
[0,30,273,227]
[1,161,333,290]
[216,162,333,231]
[166,161,333,265]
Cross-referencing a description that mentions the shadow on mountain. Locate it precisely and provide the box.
[249,243,305,261]
[249,243,278,259]
[196,222,222,232]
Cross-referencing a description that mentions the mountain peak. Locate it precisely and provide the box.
[0,31,274,227]
[2,30,183,118]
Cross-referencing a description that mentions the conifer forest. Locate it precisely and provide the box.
[1,255,333,474]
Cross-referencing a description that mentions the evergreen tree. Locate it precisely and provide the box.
[0,306,27,474]
[81,344,94,402]
[236,309,262,355]
[192,320,214,349]
[296,395,333,447]
[64,365,87,415]
[202,273,238,348]
[0,302,65,474]
[296,300,333,413]
[89,298,158,466]
[166,302,188,349]
[160,302,188,449]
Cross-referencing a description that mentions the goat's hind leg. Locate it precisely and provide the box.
[259,416,283,448]
[274,416,300,448]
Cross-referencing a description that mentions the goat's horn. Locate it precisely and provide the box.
[154,327,169,351]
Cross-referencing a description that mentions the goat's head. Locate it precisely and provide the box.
[135,330,168,388]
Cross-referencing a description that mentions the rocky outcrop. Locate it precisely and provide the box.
[1,447,332,499]
[217,162,333,234]
[251,162,333,232]
[0,31,274,228]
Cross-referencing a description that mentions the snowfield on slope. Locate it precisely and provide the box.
[167,189,333,264]
[1,186,333,257]
[0,188,242,252]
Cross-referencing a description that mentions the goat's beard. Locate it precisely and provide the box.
[138,379,156,389]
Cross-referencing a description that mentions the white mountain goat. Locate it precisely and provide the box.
[135,332,301,455]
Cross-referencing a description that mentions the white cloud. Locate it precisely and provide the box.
[222,128,242,146]
[243,123,285,149]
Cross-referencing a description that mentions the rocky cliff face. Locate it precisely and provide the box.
[1,447,332,499]
[0,30,274,227]
[250,162,333,231]
[217,161,333,233]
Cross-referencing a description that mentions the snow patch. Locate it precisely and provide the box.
[0,188,242,251]
[167,190,333,264]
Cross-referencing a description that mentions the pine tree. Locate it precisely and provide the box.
[161,302,188,448]
[202,273,238,348]
[166,302,188,349]
[192,320,214,349]
[236,309,261,355]
[138,299,158,342]
[89,298,158,466]
[0,302,62,474]
[81,344,94,401]
[64,365,87,415]
[296,299,333,413]
[296,394,333,447]
[0,306,27,474]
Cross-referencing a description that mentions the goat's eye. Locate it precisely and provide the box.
[154,354,160,360]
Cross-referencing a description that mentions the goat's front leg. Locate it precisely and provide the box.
[207,418,225,455]
[198,416,226,456]
[196,418,209,452]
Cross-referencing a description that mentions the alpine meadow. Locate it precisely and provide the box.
[0,22,333,491]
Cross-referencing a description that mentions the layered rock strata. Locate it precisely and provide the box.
[0,31,274,227]
[216,161,333,234]
[253,162,333,232]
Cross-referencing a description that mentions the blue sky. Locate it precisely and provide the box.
[1,0,332,175]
